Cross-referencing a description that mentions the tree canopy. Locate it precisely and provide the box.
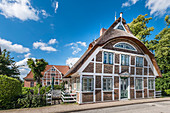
[0,49,20,77]
[27,58,48,86]
[128,14,154,44]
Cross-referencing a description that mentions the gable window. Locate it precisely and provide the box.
[103,78,113,91]
[30,82,34,87]
[104,52,113,64]
[135,78,143,90]
[114,42,136,51]
[82,77,94,91]
[148,79,154,90]
[121,54,129,66]
[136,57,143,67]
[51,68,55,71]
[117,24,125,31]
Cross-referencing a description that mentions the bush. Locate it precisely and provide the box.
[0,75,22,109]
[165,89,170,95]
[17,94,46,108]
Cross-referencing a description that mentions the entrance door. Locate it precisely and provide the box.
[121,77,128,99]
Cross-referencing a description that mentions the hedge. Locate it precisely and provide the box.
[0,75,22,109]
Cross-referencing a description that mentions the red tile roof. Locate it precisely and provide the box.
[24,65,69,80]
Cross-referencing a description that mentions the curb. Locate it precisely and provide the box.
[57,99,170,113]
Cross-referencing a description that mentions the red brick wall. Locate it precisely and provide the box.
[104,92,112,101]
[82,93,93,102]
[114,89,119,100]
[24,80,36,87]
[96,90,101,101]
[130,89,134,99]
[83,62,94,73]
[114,76,119,88]
[136,91,142,98]
[149,90,154,97]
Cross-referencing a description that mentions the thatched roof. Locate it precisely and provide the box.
[64,17,162,78]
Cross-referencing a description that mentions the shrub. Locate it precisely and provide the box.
[165,89,170,96]
[17,94,46,108]
[0,75,22,109]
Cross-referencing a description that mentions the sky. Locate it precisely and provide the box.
[0,0,169,79]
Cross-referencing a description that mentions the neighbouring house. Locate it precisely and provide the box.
[24,65,69,87]
[63,12,162,104]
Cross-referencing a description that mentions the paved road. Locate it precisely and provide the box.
[72,101,170,113]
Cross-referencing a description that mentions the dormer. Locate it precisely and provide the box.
[114,12,127,32]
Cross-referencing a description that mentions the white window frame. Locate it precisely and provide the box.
[103,77,113,91]
[104,51,113,64]
[114,22,127,32]
[114,42,137,51]
[121,54,129,66]
[136,56,143,67]
[82,77,94,91]
[135,78,143,90]
[148,79,154,90]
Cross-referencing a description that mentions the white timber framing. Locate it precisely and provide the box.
[71,42,157,103]
[42,66,62,86]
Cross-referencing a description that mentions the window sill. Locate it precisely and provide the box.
[103,90,113,92]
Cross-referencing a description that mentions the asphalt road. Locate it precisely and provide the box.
[72,101,170,113]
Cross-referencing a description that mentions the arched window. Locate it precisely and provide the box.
[114,42,136,51]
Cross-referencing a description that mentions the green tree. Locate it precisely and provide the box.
[151,15,170,73]
[128,14,154,45]
[0,49,20,77]
[153,15,170,94]
[27,58,48,86]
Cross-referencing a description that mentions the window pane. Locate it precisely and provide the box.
[115,43,136,51]
[109,53,113,64]
[104,52,107,64]
[136,79,142,90]
[136,57,143,67]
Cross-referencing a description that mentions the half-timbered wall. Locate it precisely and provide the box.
[70,39,156,104]
[42,66,62,86]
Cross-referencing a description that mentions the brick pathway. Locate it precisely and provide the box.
[1,97,170,113]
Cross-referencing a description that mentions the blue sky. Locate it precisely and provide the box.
[0,0,169,78]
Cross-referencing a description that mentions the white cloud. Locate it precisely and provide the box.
[145,0,170,16]
[66,57,79,68]
[77,41,87,47]
[0,0,49,21]
[24,53,31,58]
[0,37,30,53]
[52,1,58,13]
[122,0,139,7]
[33,39,58,52]
[16,56,35,79]
[48,39,58,44]
[66,41,87,55]
[41,9,50,17]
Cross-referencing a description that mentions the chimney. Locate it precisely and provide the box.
[120,12,123,18]
[100,28,107,36]
[115,12,117,21]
